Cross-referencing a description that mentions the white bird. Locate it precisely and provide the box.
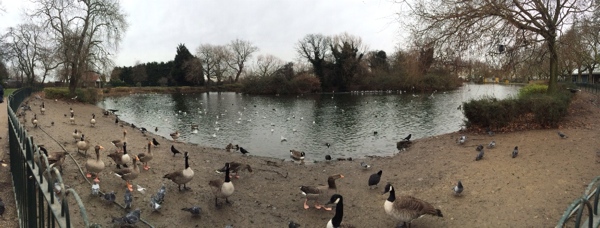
[458,135,466,144]
[360,161,371,169]
[281,136,287,142]
[136,185,146,194]
[488,141,496,149]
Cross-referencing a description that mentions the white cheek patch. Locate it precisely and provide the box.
[334,198,340,204]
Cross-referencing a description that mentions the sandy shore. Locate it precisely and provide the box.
[9,90,600,228]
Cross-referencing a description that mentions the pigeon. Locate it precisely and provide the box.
[181,206,202,216]
[325,155,332,162]
[102,191,116,203]
[124,188,133,209]
[512,146,519,158]
[0,197,5,216]
[558,131,568,139]
[91,182,100,195]
[112,208,140,226]
[155,184,166,204]
[152,138,160,147]
[288,221,301,228]
[368,170,383,189]
[403,133,412,141]
[171,145,181,156]
[486,127,494,136]
[458,135,466,144]
[453,181,464,195]
[475,149,484,161]
[150,195,162,211]
[136,184,146,194]
[239,147,250,155]
[488,141,496,149]
[360,161,371,169]
[476,144,484,152]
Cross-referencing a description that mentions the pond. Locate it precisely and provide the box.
[96,84,521,161]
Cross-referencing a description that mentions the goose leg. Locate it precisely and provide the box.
[86,173,92,178]
[303,199,309,209]
[126,181,133,192]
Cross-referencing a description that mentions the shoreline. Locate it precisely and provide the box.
[15,90,600,227]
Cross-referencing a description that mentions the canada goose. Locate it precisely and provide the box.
[209,162,234,207]
[290,149,305,161]
[77,134,91,156]
[31,114,38,128]
[90,114,96,127]
[107,142,131,169]
[69,113,75,125]
[216,162,252,179]
[170,130,180,140]
[137,141,153,170]
[40,102,45,115]
[85,145,105,182]
[326,194,356,228]
[382,183,443,228]
[115,156,140,192]
[164,152,194,191]
[111,130,127,152]
[69,107,74,114]
[300,174,344,210]
[72,129,81,143]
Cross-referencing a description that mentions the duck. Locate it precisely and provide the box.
[216,162,252,179]
[137,141,153,170]
[300,174,344,210]
[90,114,96,127]
[170,130,180,140]
[326,194,356,228]
[76,134,91,156]
[209,162,235,207]
[290,149,305,161]
[107,142,131,169]
[85,145,105,182]
[225,143,234,152]
[72,129,81,143]
[111,130,127,152]
[69,113,75,125]
[40,102,45,115]
[382,183,443,228]
[115,156,140,192]
[31,114,38,128]
[164,152,194,191]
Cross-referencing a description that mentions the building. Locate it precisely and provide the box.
[81,71,103,88]
[571,68,600,84]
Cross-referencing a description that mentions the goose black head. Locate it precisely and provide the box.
[382,183,393,195]
[327,194,343,205]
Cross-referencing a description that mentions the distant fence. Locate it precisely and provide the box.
[8,88,89,228]
[576,83,600,94]
[557,176,600,228]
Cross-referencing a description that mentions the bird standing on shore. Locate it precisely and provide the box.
[512,146,519,158]
[170,145,181,156]
[325,194,355,228]
[239,147,249,155]
[124,188,133,209]
[152,138,160,147]
[368,170,382,189]
[458,135,466,144]
[181,206,202,217]
[475,149,484,161]
[558,131,568,139]
[40,102,45,115]
[453,181,463,195]
[170,130,180,140]
[31,114,38,128]
[382,183,443,228]
[209,162,235,207]
[69,113,75,125]
[90,114,96,127]
[488,141,496,149]
[403,134,412,141]
[360,161,371,169]
[164,152,194,191]
[476,144,484,152]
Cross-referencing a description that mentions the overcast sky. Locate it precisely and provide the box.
[1,0,406,67]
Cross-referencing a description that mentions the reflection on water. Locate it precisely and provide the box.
[97,84,520,161]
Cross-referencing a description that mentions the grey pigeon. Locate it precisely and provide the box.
[488,141,496,149]
[124,188,133,209]
[368,170,383,189]
[155,184,166,204]
[512,146,519,158]
[475,149,484,161]
[112,208,141,226]
[289,221,301,228]
[181,206,202,216]
[486,127,494,136]
[150,195,161,211]
[476,144,484,152]
[558,131,567,139]
[102,191,116,203]
[458,135,466,144]
[453,181,463,195]
[360,161,371,169]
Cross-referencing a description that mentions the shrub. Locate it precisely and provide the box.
[44,87,99,104]
[518,84,547,98]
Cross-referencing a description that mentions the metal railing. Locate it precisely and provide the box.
[576,83,600,94]
[557,176,600,228]
[8,88,90,228]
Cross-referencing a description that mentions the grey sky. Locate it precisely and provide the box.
[2,0,405,67]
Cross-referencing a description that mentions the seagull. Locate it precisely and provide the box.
[558,131,568,139]
[453,181,464,195]
[488,141,496,149]
[403,134,412,141]
[360,161,371,169]
[458,135,466,144]
[475,149,484,161]
[368,170,382,189]
[181,206,202,217]
[171,145,181,156]
[476,144,484,152]
[124,188,133,209]
[512,146,519,158]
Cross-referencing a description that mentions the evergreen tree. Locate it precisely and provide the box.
[170,44,194,86]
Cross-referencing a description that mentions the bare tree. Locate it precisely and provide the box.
[253,54,284,78]
[227,39,258,82]
[32,0,128,95]
[403,0,595,93]
[296,34,331,85]
[5,24,44,85]
[197,44,230,85]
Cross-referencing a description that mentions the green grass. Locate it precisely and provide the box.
[4,88,16,96]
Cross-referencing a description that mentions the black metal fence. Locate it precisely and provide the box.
[557,176,600,227]
[8,88,89,228]
[576,83,600,94]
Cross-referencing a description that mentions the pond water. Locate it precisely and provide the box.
[96,84,521,161]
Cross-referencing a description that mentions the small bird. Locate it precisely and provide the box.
[488,141,496,149]
[181,206,202,216]
[69,107,74,114]
[403,133,412,141]
[476,144,484,152]
[288,221,301,228]
[453,181,464,195]
[102,191,116,204]
[512,146,519,158]
[239,147,249,155]
[124,188,133,209]
[458,135,466,144]
[558,131,568,139]
[171,145,181,156]
[170,130,180,140]
[325,155,332,162]
[360,161,371,169]
[152,138,160,147]
[150,195,162,211]
[368,170,383,189]
[112,208,140,226]
[475,149,484,161]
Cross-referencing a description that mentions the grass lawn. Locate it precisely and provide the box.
[5,88,16,96]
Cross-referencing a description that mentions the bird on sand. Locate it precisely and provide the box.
[475,149,484,161]
[403,134,412,141]
[171,145,181,156]
[453,181,464,195]
[368,170,382,189]
[512,146,519,158]
[239,147,250,155]
[360,161,371,169]
[558,131,568,139]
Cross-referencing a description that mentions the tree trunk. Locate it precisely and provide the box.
[547,35,558,93]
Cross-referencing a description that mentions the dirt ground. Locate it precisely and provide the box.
[2,90,600,228]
